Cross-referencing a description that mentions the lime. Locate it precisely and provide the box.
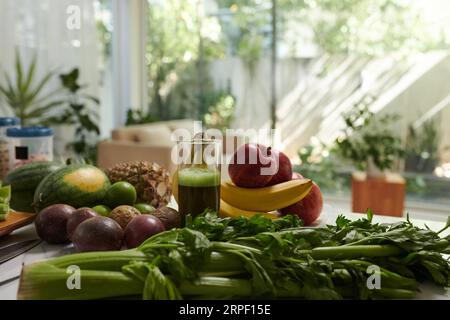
[134,203,156,214]
[105,181,137,208]
[92,205,112,217]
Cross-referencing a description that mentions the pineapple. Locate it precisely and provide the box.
[106,161,172,208]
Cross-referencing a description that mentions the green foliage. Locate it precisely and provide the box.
[334,104,404,171]
[405,175,428,196]
[303,0,435,55]
[135,1,236,126]
[405,121,440,173]
[115,0,447,128]
[295,143,349,193]
[216,0,444,60]
[237,33,264,71]
[186,209,302,241]
[125,109,158,126]
[51,68,100,163]
[146,0,225,121]
[203,93,235,131]
[216,0,269,69]
[0,50,65,125]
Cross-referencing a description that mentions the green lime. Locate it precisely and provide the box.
[105,181,137,208]
[134,203,156,214]
[92,205,112,217]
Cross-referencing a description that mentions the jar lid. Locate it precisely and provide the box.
[7,126,53,137]
[0,117,20,127]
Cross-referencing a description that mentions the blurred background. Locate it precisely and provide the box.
[1,0,450,220]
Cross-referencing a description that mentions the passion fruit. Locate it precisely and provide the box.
[35,204,76,244]
[110,205,141,229]
[72,216,123,252]
[151,206,181,229]
[66,207,98,240]
[124,215,165,248]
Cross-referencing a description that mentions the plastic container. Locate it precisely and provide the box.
[0,117,20,178]
[6,126,54,171]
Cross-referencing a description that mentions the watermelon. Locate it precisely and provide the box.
[10,190,35,212]
[33,164,111,212]
[4,161,64,213]
[4,161,64,192]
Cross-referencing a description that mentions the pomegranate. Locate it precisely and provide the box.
[228,144,277,188]
[280,173,323,226]
[266,150,293,186]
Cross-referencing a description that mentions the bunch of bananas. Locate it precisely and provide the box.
[220,179,312,219]
[172,171,312,219]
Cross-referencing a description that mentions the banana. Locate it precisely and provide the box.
[219,199,278,220]
[220,179,312,212]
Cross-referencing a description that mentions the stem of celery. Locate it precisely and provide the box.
[211,242,262,254]
[19,261,253,300]
[335,286,416,299]
[47,249,148,271]
[197,252,245,276]
[18,262,143,300]
[179,277,253,298]
[298,245,404,260]
[340,260,418,289]
[371,288,417,299]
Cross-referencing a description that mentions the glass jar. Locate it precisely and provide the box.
[0,117,20,179]
[176,139,221,224]
[6,126,54,171]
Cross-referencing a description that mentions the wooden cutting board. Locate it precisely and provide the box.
[0,211,37,237]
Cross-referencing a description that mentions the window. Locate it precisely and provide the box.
[138,0,450,213]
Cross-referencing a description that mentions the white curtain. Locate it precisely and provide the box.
[0,0,99,90]
[0,0,100,152]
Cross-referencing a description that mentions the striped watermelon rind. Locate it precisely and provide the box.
[33,164,111,212]
[4,161,64,192]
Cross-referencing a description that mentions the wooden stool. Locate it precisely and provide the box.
[351,171,405,217]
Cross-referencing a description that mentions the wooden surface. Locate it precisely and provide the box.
[0,211,37,237]
[352,171,406,217]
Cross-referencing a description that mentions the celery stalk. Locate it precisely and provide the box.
[0,203,9,221]
[197,252,245,276]
[18,252,248,300]
[47,249,148,271]
[300,245,404,260]
[18,263,143,300]
[18,260,251,300]
[371,288,417,299]
[0,185,11,203]
[178,277,253,298]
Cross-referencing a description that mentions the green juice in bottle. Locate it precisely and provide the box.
[178,167,220,221]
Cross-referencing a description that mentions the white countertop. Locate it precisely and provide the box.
[0,207,448,300]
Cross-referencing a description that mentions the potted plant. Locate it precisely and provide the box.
[0,51,65,125]
[334,104,405,216]
[334,104,404,178]
[0,51,100,163]
[50,68,100,163]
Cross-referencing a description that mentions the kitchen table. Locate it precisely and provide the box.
[0,208,448,300]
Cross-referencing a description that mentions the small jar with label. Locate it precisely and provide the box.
[6,126,54,171]
[0,117,20,179]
